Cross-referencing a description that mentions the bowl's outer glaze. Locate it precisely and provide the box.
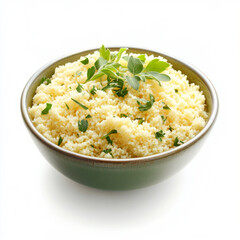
[21,48,218,190]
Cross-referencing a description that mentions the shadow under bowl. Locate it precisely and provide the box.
[21,47,218,190]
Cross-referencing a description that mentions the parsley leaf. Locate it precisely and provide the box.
[99,45,110,61]
[81,57,89,65]
[95,57,108,69]
[58,136,63,146]
[76,83,83,93]
[78,119,88,132]
[90,85,97,95]
[155,130,165,141]
[137,94,155,112]
[144,72,171,86]
[116,48,128,62]
[126,76,140,90]
[138,54,146,62]
[71,98,88,110]
[90,144,95,148]
[40,76,51,85]
[145,59,170,73]
[168,126,174,132]
[120,114,128,118]
[128,56,143,74]
[87,66,96,81]
[41,103,52,115]
[175,89,178,93]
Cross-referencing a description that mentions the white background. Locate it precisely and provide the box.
[1,0,240,239]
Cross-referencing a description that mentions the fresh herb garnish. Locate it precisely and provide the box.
[90,144,95,148]
[71,98,88,110]
[161,115,167,124]
[144,72,170,86]
[155,130,165,141]
[174,137,184,147]
[138,54,146,62]
[58,136,63,146]
[135,118,144,124]
[90,85,97,95]
[78,119,88,132]
[175,89,178,93]
[86,114,92,119]
[102,148,114,158]
[81,57,89,65]
[99,45,110,61]
[145,59,170,73]
[126,76,140,90]
[65,103,69,110]
[137,94,155,112]
[76,83,83,93]
[86,66,96,81]
[40,76,51,85]
[162,102,171,110]
[120,114,128,118]
[41,103,52,115]
[101,129,118,145]
[168,126,174,132]
[95,57,108,69]
[116,48,128,62]
[128,56,143,75]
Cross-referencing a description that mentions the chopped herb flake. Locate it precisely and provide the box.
[76,83,83,93]
[71,98,88,110]
[85,114,92,119]
[90,144,95,148]
[162,102,171,110]
[81,57,89,65]
[161,115,167,124]
[78,119,88,132]
[101,129,118,145]
[120,114,128,118]
[58,136,63,146]
[175,89,178,93]
[65,103,69,110]
[90,85,97,95]
[174,137,184,147]
[135,118,144,124]
[41,103,52,115]
[155,130,165,141]
[40,76,51,85]
[102,148,114,158]
[168,126,174,132]
[137,94,155,112]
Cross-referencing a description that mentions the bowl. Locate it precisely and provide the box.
[21,47,219,190]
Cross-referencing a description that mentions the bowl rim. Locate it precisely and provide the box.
[21,47,219,164]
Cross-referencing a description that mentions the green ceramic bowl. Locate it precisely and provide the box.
[21,47,218,190]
